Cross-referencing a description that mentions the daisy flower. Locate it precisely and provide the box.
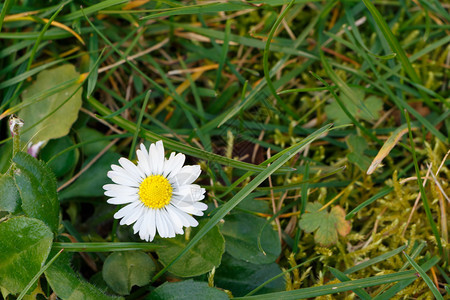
[103,141,207,241]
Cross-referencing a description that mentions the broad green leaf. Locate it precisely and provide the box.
[299,202,351,246]
[346,135,368,153]
[13,152,59,233]
[147,279,229,300]
[237,193,270,214]
[346,135,371,171]
[0,217,53,294]
[324,89,383,125]
[215,254,285,297]
[45,251,122,300]
[347,152,371,172]
[59,151,121,199]
[0,140,13,173]
[221,213,280,264]
[102,251,156,295]
[155,219,225,277]
[19,64,82,144]
[359,96,383,120]
[0,174,20,213]
[76,127,113,157]
[40,136,78,177]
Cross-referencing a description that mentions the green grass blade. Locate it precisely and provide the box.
[329,267,371,300]
[344,244,407,274]
[151,124,333,282]
[58,0,128,21]
[263,0,298,120]
[310,68,381,144]
[0,57,68,90]
[52,242,163,252]
[214,19,231,91]
[140,2,252,20]
[338,20,447,142]
[17,249,64,300]
[174,22,317,59]
[87,96,293,173]
[0,76,79,118]
[246,256,320,296]
[361,0,439,112]
[373,256,440,299]
[128,90,151,161]
[320,52,375,121]
[0,0,14,32]
[346,187,393,220]
[402,252,443,299]
[1,1,67,110]
[236,256,439,299]
[86,32,99,97]
[405,111,444,258]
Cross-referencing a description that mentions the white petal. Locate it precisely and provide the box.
[114,201,141,219]
[161,210,176,237]
[120,204,144,225]
[104,188,138,198]
[103,184,137,192]
[163,153,176,177]
[185,214,199,227]
[165,205,184,228]
[137,144,152,176]
[155,210,168,237]
[192,202,208,212]
[150,141,165,175]
[107,196,138,205]
[111,164,139,182]
[167,205,193,227]
[107,171,140,187]
[139,213,150,241]
[148,209,156,241]
[133,212,144,234]
[119,157,146,180]
[164,153,185,178]
[172,202,203,216]
[163,207,184,234]
[172,165,201,186]
[174,185,205,202]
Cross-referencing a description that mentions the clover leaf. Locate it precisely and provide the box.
[324,88,383,125]
[299,202,351,246]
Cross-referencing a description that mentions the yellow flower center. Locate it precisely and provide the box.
[138,175,173,209]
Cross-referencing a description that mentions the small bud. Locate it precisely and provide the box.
[9,115,24,137]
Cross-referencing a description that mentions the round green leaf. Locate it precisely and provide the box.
[0,174,20,213]
[215,254,285,297]
[13,152,59,233]
[299,202,351,246]
[19,64,82,144]
[76,127,113,157]
[156,219,225,277]
[148,279,228,300]
[221,213,281,264]
[40,136,78,177]
[102,251,156,295]
[59,151,121,199]
[0,217,53,294]
[45,251,122,300]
